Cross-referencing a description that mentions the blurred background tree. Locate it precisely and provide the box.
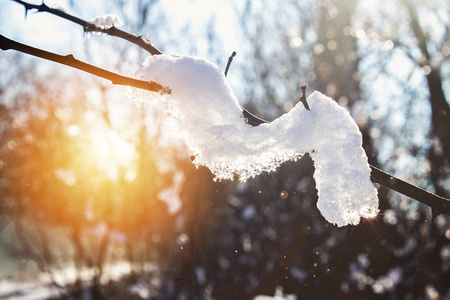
[0,0,449,299]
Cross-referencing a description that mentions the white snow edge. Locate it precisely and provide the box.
[129,54,379,226]
[89,14,123,29]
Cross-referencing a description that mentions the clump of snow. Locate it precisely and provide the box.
[130,54,379,226]
[89,14,123,29]
[253,285,297,300]
[51,5,66,12]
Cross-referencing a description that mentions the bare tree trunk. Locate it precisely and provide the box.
[425,68,450,197]
[313,0,359,101]
[403,0,450,198]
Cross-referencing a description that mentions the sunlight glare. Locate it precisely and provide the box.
[361,207,378,219]
[84,124,137,180]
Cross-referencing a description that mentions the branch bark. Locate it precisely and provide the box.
[4,0,450,218]
[11,0,162,55]
[370,166,450,216]
[0,34,169,94]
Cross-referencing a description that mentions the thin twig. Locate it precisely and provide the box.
[370,166,450,216]
[11,0,162,55]
[299,84,310,111]
[0,34,170,94]
[224,51,236,77]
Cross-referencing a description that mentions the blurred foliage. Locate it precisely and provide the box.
[0,0,449,299]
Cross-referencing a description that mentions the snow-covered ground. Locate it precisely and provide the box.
[0,261,158,300]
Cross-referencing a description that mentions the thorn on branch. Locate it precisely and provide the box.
[224,51,237,77]
[37,3,51,13]
[299,84,310,111]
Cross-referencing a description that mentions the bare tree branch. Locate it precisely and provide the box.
[11,0,162,55]
[224,51,236,77]
[370,166,450,216]
[0,34,170,94]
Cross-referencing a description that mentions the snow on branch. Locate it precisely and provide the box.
[130,54,379,226]
[239,105,450,218]
[90,14,123,30]
[2,1,450,224]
